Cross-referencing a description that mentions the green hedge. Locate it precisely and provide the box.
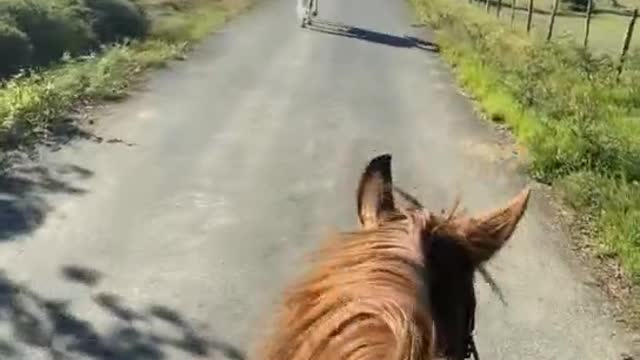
[0,0,236,145]
[0,0,149,77]
[0,0,95,66]
[84,0,149,43]
[0,20,32,77]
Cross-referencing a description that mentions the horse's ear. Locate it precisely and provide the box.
[357,154,396,229]
[459,188,531,265]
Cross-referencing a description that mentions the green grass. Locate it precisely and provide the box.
[0,0,251,147]
[558,172,640,278]
[149,3,228,43]
[410,0,640,285]
[0,40,184,138]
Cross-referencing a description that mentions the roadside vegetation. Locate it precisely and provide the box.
[0,0,251,146]
[409,0,640,292]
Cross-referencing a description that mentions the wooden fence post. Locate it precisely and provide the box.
[583,0,594,47]
[497,0,503,17]
[546,0,560,41]
[617,8,638,79]
[526,0,534,33]
[511,0,517,26]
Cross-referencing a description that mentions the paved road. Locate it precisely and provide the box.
[0,0,638,358]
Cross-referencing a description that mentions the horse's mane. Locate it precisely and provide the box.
[254,210,459,360]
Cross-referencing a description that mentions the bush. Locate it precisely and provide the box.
[0,20,33,76]
[0,0,95,66]
[84,0,150,43]
[0,0,149,76]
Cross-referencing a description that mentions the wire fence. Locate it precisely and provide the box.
[473,0,639,72]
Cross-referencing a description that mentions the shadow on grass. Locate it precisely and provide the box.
[0,266,245,359]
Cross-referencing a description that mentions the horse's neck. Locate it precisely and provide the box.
[260,222,433,360]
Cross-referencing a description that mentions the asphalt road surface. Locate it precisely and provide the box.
[0,0,638,358]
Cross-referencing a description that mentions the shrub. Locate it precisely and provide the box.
[84,0,149,43]
[0,0,95,66]
[0,20,33,76]
[0,0,149,76]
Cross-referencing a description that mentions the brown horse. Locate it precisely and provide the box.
[250,154,530,360]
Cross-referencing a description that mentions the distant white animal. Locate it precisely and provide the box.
[296,0,307,23]
[296,0,317,27]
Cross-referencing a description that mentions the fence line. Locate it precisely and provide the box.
[526,0,534,33]
[617,8,638,78]
[469,0,638,71]
[546,0,560,40]
[583,0,594,47]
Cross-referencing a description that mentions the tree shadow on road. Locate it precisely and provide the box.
[306,20,440,53]
[0,115,138,242]
[0,265,245,359]
[0,156,93,241]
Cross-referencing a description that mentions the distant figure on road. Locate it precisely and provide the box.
[296,0,318,27]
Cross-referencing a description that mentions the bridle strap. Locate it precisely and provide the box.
[465,332,479,360]
[464,292,480,360]
[431,315,479,360]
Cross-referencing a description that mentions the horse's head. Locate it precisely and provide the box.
[356,154,530,360]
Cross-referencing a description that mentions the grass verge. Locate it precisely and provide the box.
[409,0,640,321]
[0,0,252,148]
